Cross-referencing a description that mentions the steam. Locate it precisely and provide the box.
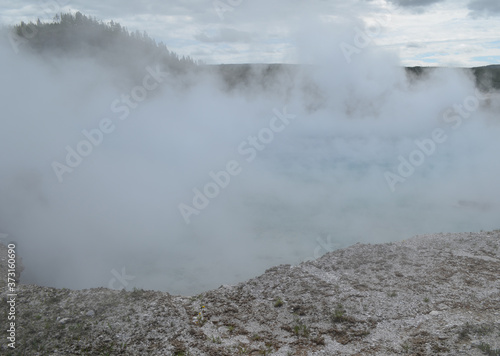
[0,21,499,295]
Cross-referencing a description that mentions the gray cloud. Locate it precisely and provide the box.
[387,0,445,7]
[468,0,500,17]
[406,42,425,48]
[195,28,254,43]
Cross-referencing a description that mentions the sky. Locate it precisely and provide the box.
[1,0,500,66]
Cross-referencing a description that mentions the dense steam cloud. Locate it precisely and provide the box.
[0,21,499,295]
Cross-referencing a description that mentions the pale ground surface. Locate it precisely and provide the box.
[1,230,499,355]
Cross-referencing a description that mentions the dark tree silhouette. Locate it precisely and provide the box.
[11,12,199,76]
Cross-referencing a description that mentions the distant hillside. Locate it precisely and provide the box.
[471,65,500,91]
[10,12,198,75]
[405,66,500,91]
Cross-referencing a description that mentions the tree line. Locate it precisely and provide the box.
[11,12,199,73]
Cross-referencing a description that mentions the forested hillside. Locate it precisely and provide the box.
[471,65,500,91]
[11,12,198,75]
[405,65,500,91]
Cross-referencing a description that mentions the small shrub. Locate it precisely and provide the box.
[331,304,347,323]
[193,305,206,326]
[130,287,146,299]
[293,322,310,338]
[459,323,472,340]
[477,342,500,356]
[274,297,284,308]
[237,345,248,354]
[259,343,273,355]
[402,343,411,353]
[459,322,496,340]
[250,333,261,341]
[210,336,222,344]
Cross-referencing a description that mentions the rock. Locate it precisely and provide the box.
[86,310,95,317]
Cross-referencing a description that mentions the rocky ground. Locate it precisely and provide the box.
[1,230,499,355]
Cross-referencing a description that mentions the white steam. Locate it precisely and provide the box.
[0,23,499,295]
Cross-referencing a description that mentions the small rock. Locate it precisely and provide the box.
[429,311,440,316]
[58,318,71,324]
[86,310,95,317]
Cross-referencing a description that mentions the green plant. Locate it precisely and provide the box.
[293,321,310,338]
[274,297,284,308]
[459,323,472,340]
[402,343,411,353]
[250,333,261,341]
[237,345,248,354]
[424,297,430,303]
[331,304,347,323]
[227,325,235,333]
[477,342,500,356]
[475,324,495,335]
[211,336,221,344]
[130,287,145,298]
[259,344,273,355]
[388,291,397,297]
[459,322,495,340]
[193,305,206,326]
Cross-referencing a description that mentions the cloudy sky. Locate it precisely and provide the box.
[1,0,500,66]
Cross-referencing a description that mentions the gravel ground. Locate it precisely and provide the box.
[1,230,499,355]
